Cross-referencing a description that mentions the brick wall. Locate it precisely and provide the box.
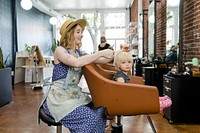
[156,0,166,58]
[130,0,200,64]
[183,0,200,62]
[131,0,138,22]
[143,0,149,56]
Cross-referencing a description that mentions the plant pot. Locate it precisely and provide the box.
[0,68,12,107]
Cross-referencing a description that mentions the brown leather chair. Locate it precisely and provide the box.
[83,63,160,133]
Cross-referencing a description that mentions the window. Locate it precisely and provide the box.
[56,10,129,52]
[106,28,125,39]
[81,13,101,29]
[105,13,125,27]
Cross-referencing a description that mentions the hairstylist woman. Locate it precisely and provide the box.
[41,18,114,133]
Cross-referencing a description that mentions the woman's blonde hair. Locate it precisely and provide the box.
[113,51,133,69]
[60,24,77,49]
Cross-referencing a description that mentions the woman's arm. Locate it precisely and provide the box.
[54,46,114,67]
[93,56,113,64]
[108,45,114,50]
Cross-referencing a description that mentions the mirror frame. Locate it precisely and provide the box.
[148,0,160,60]
[142,9,148,57]
[166,0,183,72]
[153,0,157,58]
[178,0,183,72]
[148,0,155,60]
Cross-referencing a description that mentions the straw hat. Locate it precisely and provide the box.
[60,18,86,44]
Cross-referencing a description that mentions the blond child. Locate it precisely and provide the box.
[113,51,172,111]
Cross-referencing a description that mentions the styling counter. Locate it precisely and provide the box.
[163,75,200,123]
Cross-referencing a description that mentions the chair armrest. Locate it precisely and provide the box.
[129,76,144,85]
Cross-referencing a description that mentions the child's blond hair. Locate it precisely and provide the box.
[113,51,133,69]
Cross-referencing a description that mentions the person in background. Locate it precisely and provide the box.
[120,44,130,52]
[113,51,172,111]
[166,43,179,63]
[98,36,113,51]
[41,18,114,133]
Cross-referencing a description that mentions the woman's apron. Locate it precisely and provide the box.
[45,67,91,122]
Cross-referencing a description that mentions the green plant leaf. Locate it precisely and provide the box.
[0,47,10,68]
[25,44,32,53]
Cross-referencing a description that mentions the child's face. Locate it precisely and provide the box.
[119,60,132,72]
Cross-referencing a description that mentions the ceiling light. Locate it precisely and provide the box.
[49,17,58,25]
[21,0,32,10]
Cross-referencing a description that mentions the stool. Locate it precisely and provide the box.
[38,106,62,133]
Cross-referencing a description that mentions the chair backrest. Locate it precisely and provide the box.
[96,63,132,75]
[83,63,160,116]
[96,63,116,72]
[93,63,114,79]
[96,63,143,84]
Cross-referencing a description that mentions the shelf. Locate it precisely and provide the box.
[125,22,138,46]
[17,56,29,59]
[14,52,30,84]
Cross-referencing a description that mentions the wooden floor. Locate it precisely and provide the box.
[1,82,200,133]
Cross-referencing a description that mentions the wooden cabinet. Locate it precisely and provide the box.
[23,66,53,83]
[163,75,200,123]
[14,51,53,84]
[14,52,29,84]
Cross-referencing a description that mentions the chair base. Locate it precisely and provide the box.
[110,115,156,133]
[111,123,123,133]
[146,115,157,133]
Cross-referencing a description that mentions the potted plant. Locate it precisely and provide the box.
[24,43,32,57]
[0,47,12,107]
[51,39,59,54]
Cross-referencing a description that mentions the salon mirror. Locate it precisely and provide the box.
[148,0,155,61]
[166,0,180,56]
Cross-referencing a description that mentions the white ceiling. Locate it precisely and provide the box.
[33,0,134,16]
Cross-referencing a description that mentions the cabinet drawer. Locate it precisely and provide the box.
[163,76,171,87]
[142,73,145,80]
[163,85,171,97]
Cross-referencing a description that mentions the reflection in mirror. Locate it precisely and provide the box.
[166,0,180,56]
[148,0,155,61]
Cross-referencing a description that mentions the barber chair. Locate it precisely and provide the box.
[83,63,160,133]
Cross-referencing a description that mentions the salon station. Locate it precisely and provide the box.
[1,0,200,133]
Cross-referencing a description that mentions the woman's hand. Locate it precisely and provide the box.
[100,49,114,59]
[94,49,114,64]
